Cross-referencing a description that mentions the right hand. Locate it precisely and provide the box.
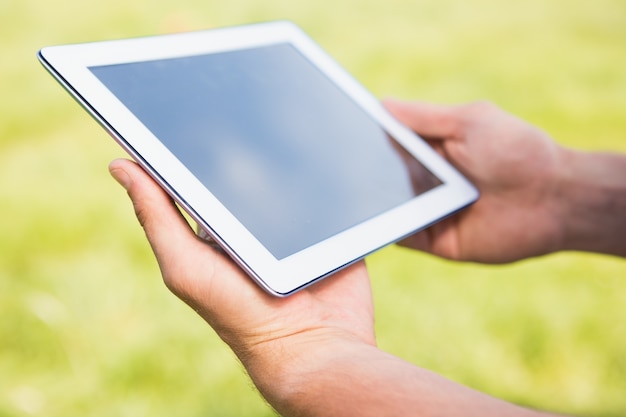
[384,99,567,263]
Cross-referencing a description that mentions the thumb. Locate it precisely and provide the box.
[383,98,461,141]
[108,158,195,257]
[107,159,265,318]
[108,159,220,301]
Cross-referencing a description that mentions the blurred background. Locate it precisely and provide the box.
[1,0,625,415]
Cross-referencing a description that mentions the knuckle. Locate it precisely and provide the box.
[462,100,497,116]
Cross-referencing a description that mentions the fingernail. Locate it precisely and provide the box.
[109,167,131,190]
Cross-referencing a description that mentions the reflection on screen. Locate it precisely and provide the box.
[90,44,442,259]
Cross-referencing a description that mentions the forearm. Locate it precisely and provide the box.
[556,149,626,257]
[243,336,554,417]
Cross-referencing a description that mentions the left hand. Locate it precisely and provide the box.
[108,158,376,385]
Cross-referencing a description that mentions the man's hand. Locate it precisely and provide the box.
[108,147,564,417]
[385,99,569,263]
[108,158,376,410]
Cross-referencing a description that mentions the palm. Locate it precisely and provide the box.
[111,157,376,360]
[175,247,376,351]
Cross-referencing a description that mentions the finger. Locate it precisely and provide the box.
[383,98,461,141]
[108,159,195,260]
[108,159,235,304]
[398,229,432,253]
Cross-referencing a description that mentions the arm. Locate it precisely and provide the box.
[384,99,626,262]
[556,149,626,257]
[250,337,551,417]
[109,158,556,417]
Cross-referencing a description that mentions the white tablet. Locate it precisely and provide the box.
[38,21,478,296]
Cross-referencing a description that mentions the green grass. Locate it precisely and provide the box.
[1,0,625,415]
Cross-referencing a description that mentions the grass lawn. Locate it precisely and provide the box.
[1,0,625,416]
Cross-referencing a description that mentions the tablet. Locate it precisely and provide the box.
[38,21,478,296]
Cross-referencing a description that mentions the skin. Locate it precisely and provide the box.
[384,99,626,262]
[108,100,626,416]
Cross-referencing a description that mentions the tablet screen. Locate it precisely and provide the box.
[90,43,442,259]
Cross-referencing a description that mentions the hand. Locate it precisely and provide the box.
[108,158,376,408]
[384,99,567,263]
[108,157,561,417]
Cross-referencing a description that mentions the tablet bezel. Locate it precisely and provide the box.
[38,21,478,296]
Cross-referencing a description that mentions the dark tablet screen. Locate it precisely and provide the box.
[90,43,441,259]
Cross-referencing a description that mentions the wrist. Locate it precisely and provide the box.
[240,329,376,415]
[553,148,626,256]
[230,329,548,417]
